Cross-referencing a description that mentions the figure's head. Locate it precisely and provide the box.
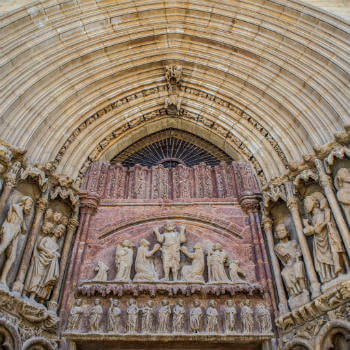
[193,300,200,307]
[214,243,222,251]
[123,240,134,248]
[178,299,184,306]
[95,298,101,305]
[304,195,318,213]
[20,196,33,215]
[244,300,251,306]
[209,300,216,307]
[53,211,63,224]
[226,300,233,307]
[111,299,119,307]
[53,224,66,239]
[161,299,169,306]
[128,298,136,305]
[194,243,202,250]
[164,221,175,232]
[75,299,82,306]
[42,221,54,236]
[140,239,150,247]
[274,223,289,241]
[146,300,153,307]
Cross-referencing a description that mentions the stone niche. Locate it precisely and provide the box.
[62,161,275,350]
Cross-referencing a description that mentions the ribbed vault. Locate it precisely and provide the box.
[0,0,349,183]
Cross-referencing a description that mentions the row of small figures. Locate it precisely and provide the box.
[67,298,272,334]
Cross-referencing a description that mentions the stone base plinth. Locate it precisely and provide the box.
[321,273,350,294]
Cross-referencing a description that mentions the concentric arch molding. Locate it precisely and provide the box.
[73,107,268,186]
[52,85,288,182]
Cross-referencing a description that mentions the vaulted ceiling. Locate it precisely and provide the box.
[0,0,349,185]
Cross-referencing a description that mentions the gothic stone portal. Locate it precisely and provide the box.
[62,161,274,349]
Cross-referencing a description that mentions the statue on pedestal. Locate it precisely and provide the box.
[173,299,185,333]
[256,303,272,333]
[224,300,236,333]
[0,196,33,287]
[206,300,218,333]
[107,299,122,333]
[91,261,109,281]
[67,299,84,331]
[88,299,103,332]
[207,243,230,283]
[141,300,154,333]
[153,222,186,281]
[241,300,254,333]
[158,299,171,333]
[126,298,139,333]
[190,300,202,333]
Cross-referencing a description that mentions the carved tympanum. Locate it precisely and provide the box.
[114,240,134,282]
[91,261,109,282]
[304,192,348,283]
[207,243,230,283]
[0,196,33,287]
[181,243,205,283]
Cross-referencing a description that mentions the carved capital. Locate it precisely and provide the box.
[287,196,299,212]
[262,216,273,232]
[79,191,100,211]
[37,197,48,212]
[239,196,260,213]
[68,217,79,231]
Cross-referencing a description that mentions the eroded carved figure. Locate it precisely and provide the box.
[0,196,33,286]
[256,303,272,333]
[241,300,254,333]
[206,300,218,333]
[181,243,205,282]
[26,211,66,302]
[88,298,103,332]
[274,223,308,296]
[115,240,134,282]
[153,222,186,281]
[107,299,122,333]
[158,299,171,333]
[173,299,185,333]
[134,239,160,281]
[91,261,109,281]
[304,192,347,283]
[334,167,350,226]
[228,259,247,283]
[224,300,236,333]
[67,299,84,331]
[126,298,139,333]
[190,300,202,333]
[141,300,154,333]
[207,243,230,283]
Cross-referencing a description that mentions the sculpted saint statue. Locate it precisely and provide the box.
[107,299,122,333]
[190,300,202,333]
[224,300,236,333]
[26,222,66,302]
[304,192,347,283]
[173,299,185,333]
[0,196,33,286]
[274,223,308,297]
[207,243,230,283]
[181,243,205,283]
[114,240,135,282]
[126,298,139,333]
[158,299,171,333]
[153,222,186,281]
[67,299,84,331]
[91,261,109,281]
[206,300,218,333]
[228,260,247,283]
[134,239,160,282]
[256,303,272,333]
[88,298,103,332]
[241,300,254,333]
[334,167,350,226]
[141,300,154,333]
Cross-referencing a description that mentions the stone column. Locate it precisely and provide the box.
[12,195,49,293]
[287,196,321,298]
[48,213,79,312]
[262,216,289,314]
[315,159,350,259]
